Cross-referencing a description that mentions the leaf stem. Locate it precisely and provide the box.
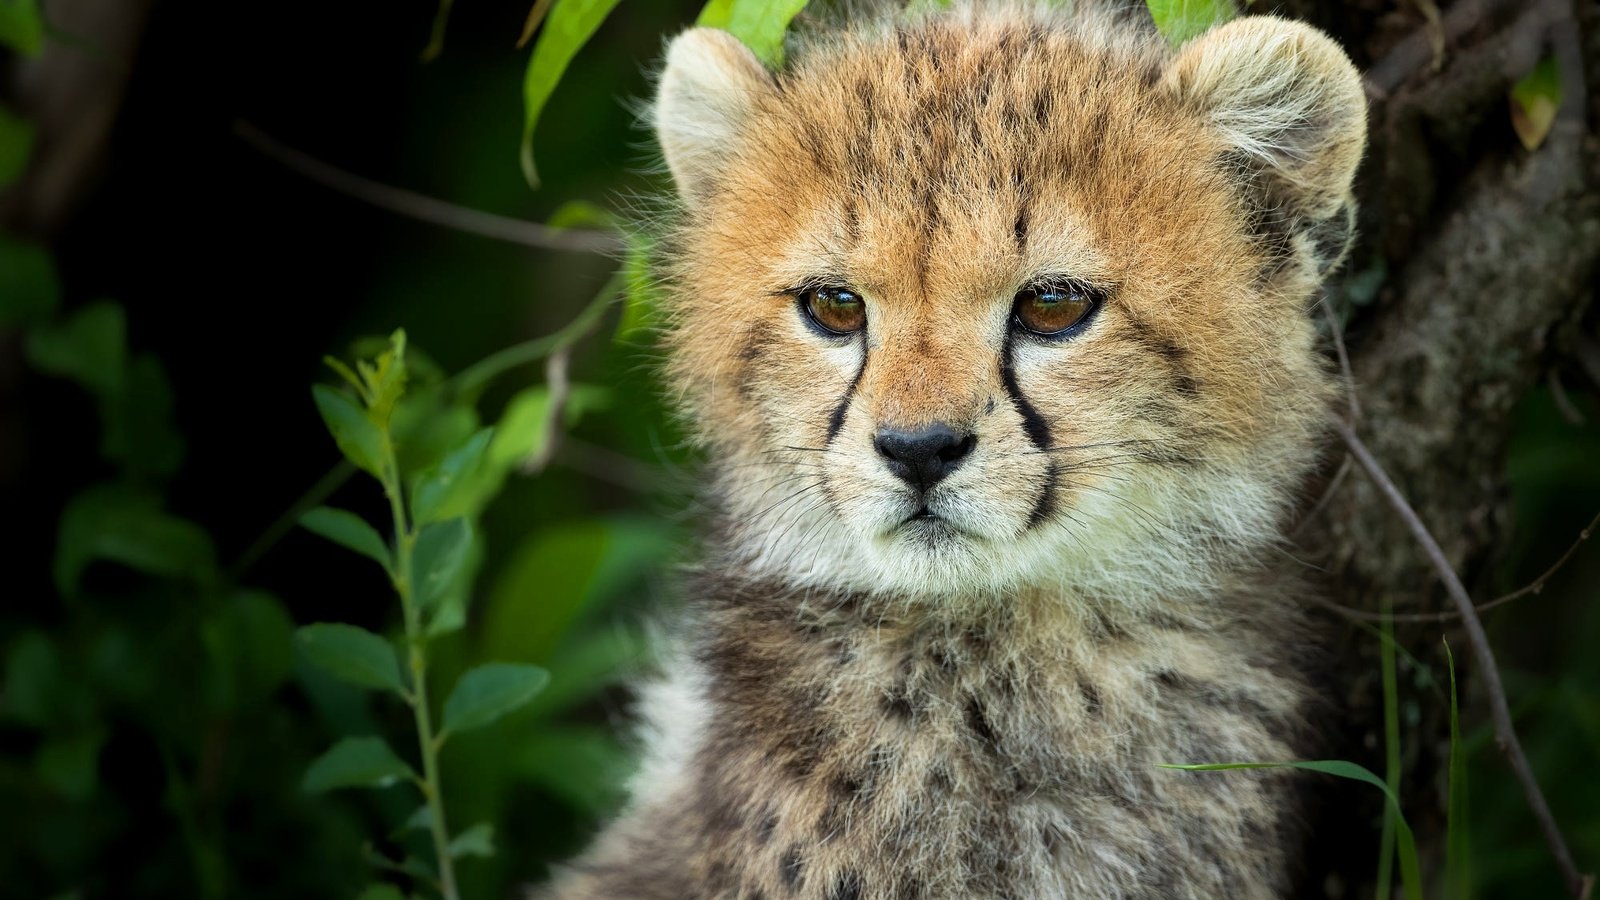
[381,433,460,900]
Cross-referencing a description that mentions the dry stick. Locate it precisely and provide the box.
[521,344,571,474]
[232,121,624,254]
[1321,510,1600,623]
[1333,419,1587,897]
[1364,0,1525,98]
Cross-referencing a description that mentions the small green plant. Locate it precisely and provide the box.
[298,331,553,900]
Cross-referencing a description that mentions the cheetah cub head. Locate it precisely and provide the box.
[652,6,1365,605]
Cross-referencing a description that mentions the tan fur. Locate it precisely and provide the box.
[542,3,1365,897]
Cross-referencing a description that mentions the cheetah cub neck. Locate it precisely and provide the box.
[546,3,1364,898]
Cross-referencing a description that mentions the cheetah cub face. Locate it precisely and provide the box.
[654,5,1365,603]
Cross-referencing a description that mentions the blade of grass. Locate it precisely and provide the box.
[1445,639,1471,898]
[1162,760,1423,900]
[1377,592,1402,900]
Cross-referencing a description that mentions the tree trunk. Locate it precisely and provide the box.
[1286,0,1599,895]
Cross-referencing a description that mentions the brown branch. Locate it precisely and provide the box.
[232,120,624,254]
[1333,419,1586,897]
[1319,510,1600,624]
[1364,0,1524,98]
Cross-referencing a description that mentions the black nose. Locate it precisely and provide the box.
[873,423,976,489]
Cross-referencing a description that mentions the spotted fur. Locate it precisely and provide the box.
[541,2,1365,897]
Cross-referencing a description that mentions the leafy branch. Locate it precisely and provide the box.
[298,332,551,899]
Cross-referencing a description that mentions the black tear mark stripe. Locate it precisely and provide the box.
[999,334,1052,449]
[1026,462,1057,531]
[825,347,868,444]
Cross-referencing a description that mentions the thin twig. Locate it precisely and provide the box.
[522,345,571,474]
[554,436,667,493]
[1319,510,1600,623]
[1293,452,1353,537]
[1364,0,1524,98]
[232,120,624,254]
[1322,298,1362,423]
[1334,419,1586,897]
[518,0,557,48]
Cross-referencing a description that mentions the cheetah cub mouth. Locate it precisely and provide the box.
[654,8,1363,604]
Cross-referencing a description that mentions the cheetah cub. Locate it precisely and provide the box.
[546,2,1365,897]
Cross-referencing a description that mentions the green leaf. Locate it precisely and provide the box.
[312,384,387,478]
[525,626,646,719]
[54,484,216,597]
[302,736,415,792]
[546,199,614,230]
[102,353,185,479]
[412,517,471,614]
[488,386,552,472]
[441,662,550,736]
[401,804,433,833]
[1511,56,1562,151]
[296,624,404,694]
[392,395,478,477]
[0,0,43,55]
[34,730,105,801]
[201,590,296,710]
[618,235,658,340]
[411,428,494,525]
[25,301,125,396]
[1144,0,1233,46]
[0,103,35,189]
[484,518,674,664]
[698,0,810,66]
[300,507,393,573]
[355,885,406,900]
[0,235,59,326]
[447,822,495,859]
[359,329,409,427]
[519,0,623,187]
[2,631,61,726]
[516,725,635,814]
[1161,759,1422,900]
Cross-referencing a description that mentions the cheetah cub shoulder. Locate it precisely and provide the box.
[545,2,1365,897]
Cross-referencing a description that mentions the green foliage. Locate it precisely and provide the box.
[1510,56,1562,151]
[0,235,59,325]
[0,0,44,55]
[520,0,624,186]
[442,664,551,737]
[303,737,418,792]
[697,0,812,66]
[301,507,395,573]
[1145,0,1233,45]
[0,102,35,187]
[297,624,406,694]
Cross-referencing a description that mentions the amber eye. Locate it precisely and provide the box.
[800,286,867,336]
[1012,282,1100,337]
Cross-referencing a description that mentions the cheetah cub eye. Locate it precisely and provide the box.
[796,283,866,336]
[1012,281,1104,338]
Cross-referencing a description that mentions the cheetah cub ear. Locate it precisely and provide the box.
[1165,17,1367,272]
[654,28,775,206]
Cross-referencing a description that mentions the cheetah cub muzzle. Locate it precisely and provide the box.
[542,1,1366,897]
